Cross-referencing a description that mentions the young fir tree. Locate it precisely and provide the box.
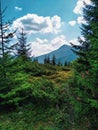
[16,28,30,61]
[70,1,98,129]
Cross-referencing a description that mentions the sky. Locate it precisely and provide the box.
[1,0,91,56]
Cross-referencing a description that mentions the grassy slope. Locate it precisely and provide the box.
[0,64,72,130]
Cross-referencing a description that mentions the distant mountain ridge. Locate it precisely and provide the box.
[35,44,77,64]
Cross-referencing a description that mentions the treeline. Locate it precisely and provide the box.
[33,55,71,66]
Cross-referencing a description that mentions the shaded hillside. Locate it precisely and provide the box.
[35,45,77,64]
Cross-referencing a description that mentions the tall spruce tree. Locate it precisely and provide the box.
[0,0,15,78]
[0,0,16,94]
[70,1,98,129]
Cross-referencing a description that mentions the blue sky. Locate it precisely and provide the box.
[2,0,91,56]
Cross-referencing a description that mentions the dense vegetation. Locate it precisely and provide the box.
[0,0,98,129]
[69,0,98,129]
[0,60,72,129]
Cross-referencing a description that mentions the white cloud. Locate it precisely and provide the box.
[77,16,86,24]
[35,38,48,44]
[51,35,68,47]
[73,0,92,25]
[15,6,22,11]
[12,14,62,35]
[73,0,91,14]
[69,36,85,46]
[11,14,67,57]
[68,20,76,26]
[30,35,69,56]
[69,38,80,45]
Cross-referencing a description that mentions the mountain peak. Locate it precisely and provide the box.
[34,44,77,64]
[59,44,71,49]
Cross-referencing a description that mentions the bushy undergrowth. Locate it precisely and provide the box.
[0,104,60,130]
[64,74,98,130]
[0,76,58,108]
[0,59,73,129]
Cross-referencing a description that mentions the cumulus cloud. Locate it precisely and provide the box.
[77,16,86,24]
[30,35,69,56]
[12,14,62,34]
[70,36,85,46]
[68,20,76,26]
[15,6,22,11]
[73,0,91,14]
[73,0,92,25]
[69,38,79,45]
[51,35,68,47]
[11,14,67,56]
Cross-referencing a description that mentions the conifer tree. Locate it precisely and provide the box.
[51,55,56,65]
[70,1,98,129]
[44,55,47,64]
[47,55,50,64]
[16,28,30,61]
[0,0,16,95]
[44,55,50,64]
[0,1,15,79]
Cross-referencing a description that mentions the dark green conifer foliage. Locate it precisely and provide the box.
[0,2,14,79]
[44,55,50,64]
[0,1,16,97]
[47,55,50,64]
[16,28,30,61]
[44,55,47,64]
[51,55,56,65]
[70,0,98,129]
